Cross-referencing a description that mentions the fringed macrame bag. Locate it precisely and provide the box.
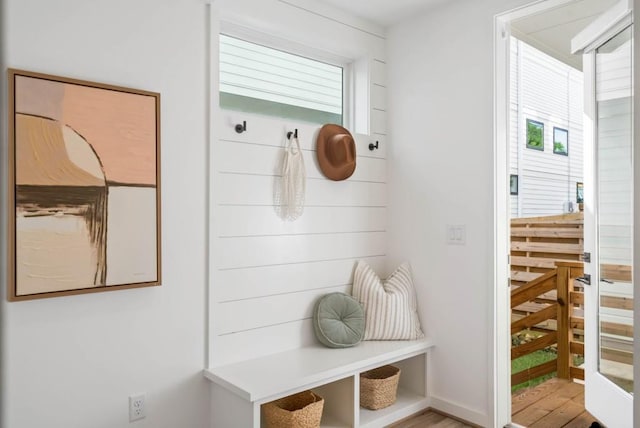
[276,134,306,220]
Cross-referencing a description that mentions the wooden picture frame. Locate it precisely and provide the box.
[7,69,161,301]
[526,119,544,151]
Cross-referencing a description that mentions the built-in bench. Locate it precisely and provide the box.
[205,338,434,428]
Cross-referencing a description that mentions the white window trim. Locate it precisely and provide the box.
[219,19,353,128]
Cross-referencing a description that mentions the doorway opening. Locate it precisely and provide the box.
[494,1,634,427]
[508,15,591,428]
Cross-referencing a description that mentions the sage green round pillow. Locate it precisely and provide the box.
[313,292,365,348]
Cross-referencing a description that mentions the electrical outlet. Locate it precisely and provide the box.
[129,394,146,422]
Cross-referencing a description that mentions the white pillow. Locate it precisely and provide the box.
[352,261,424,340]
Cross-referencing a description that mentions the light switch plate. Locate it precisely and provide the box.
[446,225,466,245]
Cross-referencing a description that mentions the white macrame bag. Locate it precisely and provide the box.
[276,134,306,220]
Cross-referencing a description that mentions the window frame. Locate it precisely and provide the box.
[510,174,519,195]
[576,182,584,203]
[218,22,352,127]
[526,118,545,151]
[552,126,569,156]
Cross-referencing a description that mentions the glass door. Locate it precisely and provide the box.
[596,25,634,394]
[583,23,634,427]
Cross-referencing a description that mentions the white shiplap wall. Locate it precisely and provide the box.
[212,116,386,366]
[210,1,387,367]
[372,59,388,145]
[510,38,584,218]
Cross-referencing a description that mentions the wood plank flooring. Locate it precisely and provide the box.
[389,410,473,427]
[512,378,601,427]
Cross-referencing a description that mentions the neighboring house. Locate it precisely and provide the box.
[510,37,584,218]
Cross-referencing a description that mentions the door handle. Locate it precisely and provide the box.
[600,278,614,284]
[575,274,591,285]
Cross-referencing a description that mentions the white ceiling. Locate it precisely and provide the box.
[511,0,619,70]
[317,0,619,70]
[318,0,449,27]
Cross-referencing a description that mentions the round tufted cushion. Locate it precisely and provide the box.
[313,292,365,348]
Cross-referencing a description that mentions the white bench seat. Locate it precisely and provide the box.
[205,338,434,428]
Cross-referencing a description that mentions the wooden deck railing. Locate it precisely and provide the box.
[511,213,584,330]
[510,213,634,387]
[555,262,585,380]
[510,262,585,386]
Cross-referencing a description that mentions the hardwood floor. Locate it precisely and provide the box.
[391,378,602,427]
[512,378,601,427]
[389,410,474,427]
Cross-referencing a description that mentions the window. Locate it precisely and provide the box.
[576,182,584,203]
[526,119,544,150]
[510,175,519,195]
[553,127,568,155]
[219,34,343,124]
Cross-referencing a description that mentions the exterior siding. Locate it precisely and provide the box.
[510,38,584,218]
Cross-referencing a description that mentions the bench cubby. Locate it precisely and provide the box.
[205,339,433,428]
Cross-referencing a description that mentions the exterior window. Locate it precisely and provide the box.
[576,182,584,203]
[526,119,544,150]
[553,127,568,155]
[219,34,343,124]
[510,174,519,195]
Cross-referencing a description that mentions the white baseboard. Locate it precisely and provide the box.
[429,396,488,427]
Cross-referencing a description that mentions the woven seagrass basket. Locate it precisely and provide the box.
[263,390,324,428]
[360,365,401,410]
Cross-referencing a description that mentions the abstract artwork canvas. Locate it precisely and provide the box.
[8,69,161,300]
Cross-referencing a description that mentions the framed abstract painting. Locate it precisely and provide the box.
[7,69,161,300]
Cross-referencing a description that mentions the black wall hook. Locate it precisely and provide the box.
[287,129,298,139]
[235,121,247,134]
[369,140,379,151]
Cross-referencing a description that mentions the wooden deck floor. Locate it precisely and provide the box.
[512,378,601,427]
[390,378,601,428]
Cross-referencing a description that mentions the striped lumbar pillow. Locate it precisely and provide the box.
[352,261,424,340]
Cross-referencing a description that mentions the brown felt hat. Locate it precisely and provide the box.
[316,124,356,181]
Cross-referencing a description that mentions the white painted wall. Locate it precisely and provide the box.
[7,0,637,427]
[386,0,531,425]
[1,0,210,427]
[0,0,386,428]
